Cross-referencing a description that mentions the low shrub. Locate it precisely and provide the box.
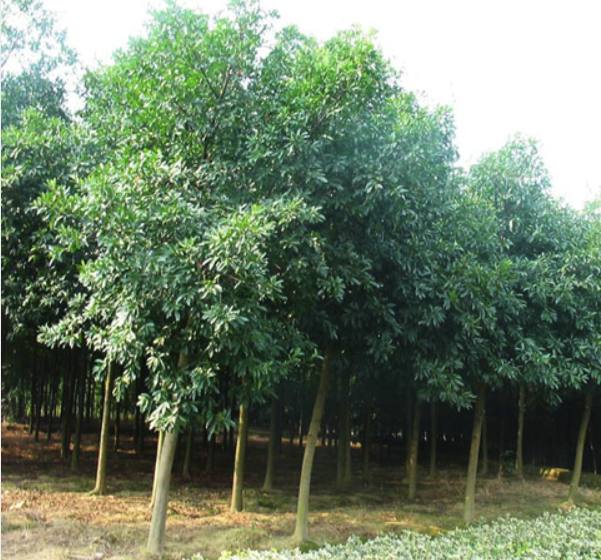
[188,508,601,560]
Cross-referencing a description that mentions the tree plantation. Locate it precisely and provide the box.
[1,1,600,559]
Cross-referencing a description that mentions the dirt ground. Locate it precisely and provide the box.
[2,422,600,560]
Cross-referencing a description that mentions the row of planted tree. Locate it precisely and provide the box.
[2,0,600,555]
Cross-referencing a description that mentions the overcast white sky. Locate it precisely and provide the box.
[45,0,601,209]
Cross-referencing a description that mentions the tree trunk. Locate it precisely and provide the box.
[33,356,44,443]
[464,383,486,524]
[293,348,331,543]
[47,362,59,442]
[231,402,250,512]
[114,401,121,451]
[429,401,437,478]
[480,409,489,476]
[151,431,165,507]
[205,434,215,474]
[408,398,422,500]
[71,351,88,472]
[568,387,595,502]
[497,393,507,476]
[337,369,350,488]
[60,353,77,460]
[182,427,193,479]
[146,430,178,555]
[515,386,526,479]
[405,389,413,474]
[262,398,278,491]
[362,393,373,482]
[90,362,114,495]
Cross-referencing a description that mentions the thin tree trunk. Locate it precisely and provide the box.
[47,361,59,442]
[231,402,250,512]
[114,401,121,451]
[408,398,422,500]
[515,386,526,479]
[405,389,413,474]
[151,431,165,507]
[262,398,278,492]
[90,362,114,495]
[480,409,489,476]
[146,430,178,555]
[33,356,44,443]
[182,427,193,479]
[464,383,486,524]
[362,392,373,482]
[71,351,88,472]
[568,387,595,502]
[293,348,331,543]
[497,393,507,476]
[60,353,77,460]
[205,434,215,473]
[337,369,350,488]
[429,401,437,478]
[29,345,38,434]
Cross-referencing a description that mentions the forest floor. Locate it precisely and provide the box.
[2,422,601,560]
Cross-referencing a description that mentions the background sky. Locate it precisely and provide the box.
[45,0,601,209]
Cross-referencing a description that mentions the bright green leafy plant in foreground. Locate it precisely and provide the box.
[188,508,601,560]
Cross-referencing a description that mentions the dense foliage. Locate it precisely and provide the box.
[1,0,599,554]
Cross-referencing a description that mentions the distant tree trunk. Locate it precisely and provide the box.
[337,369,351,488]
[464,383,486,524]
[262,397,278,491]
[362,392,373,482]
[47,361,59,442]
[293,348,331,543]
[151,431,165,507]
[515,386,526,479]
[408,398,422,500]
[146,430,178,555]
[33,356,45,443]
[405,389,413,474]
[429,401,437,478]
[29,345,38,434]
[231,402,250,512]
[71,351,88,472]
[90,362,114,495]
[497,393,507,476]
[114,400,121,451]
[205,434,215,473]
[480,410,489,476]
[182,427,193,480]
[60,353,77,460]
[568,387,595,502]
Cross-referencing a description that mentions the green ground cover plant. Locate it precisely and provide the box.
[191,508,601,560]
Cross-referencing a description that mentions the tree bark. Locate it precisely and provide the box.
[71,351,88,472]
[146,430,178,555]
[362,392,373,482]
[151,431,165,507]
[90,362,115,495]
[262,397,278,491]
[231,402,250,512]
[293,348,331,543]
[568,387,595,502]
[182,427,193,480]
[114,401,121,451]
[337,369,351,488]
[464,383,486,524]
[408,398,422,500]
[515,385,526,479]
[205,433,215,473]
[480,409,489,476]
[429,401,437,478]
